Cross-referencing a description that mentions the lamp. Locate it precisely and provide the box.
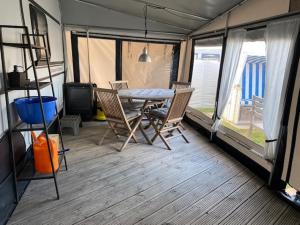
[138,46,151,62]
[138,4,151,63]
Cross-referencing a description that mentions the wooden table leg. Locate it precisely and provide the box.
[139,100,152,145]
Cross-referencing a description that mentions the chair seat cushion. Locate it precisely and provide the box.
[149,108,169,119]
[122,101,144,110]
[124,110,141,120]
[163,99,171,108]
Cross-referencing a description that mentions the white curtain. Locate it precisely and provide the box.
[263,18,300,160]
[212,29,246,131]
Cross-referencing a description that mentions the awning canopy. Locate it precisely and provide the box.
[60,0,245,40]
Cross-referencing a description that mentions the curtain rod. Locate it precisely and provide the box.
[72,31,183,44]
[65,25,186,42]
[64,23,187,37]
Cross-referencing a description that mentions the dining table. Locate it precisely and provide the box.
[117,88,174,101]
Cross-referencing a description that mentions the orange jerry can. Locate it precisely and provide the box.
[31,132,59,174]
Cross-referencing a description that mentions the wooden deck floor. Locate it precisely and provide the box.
[8,123,300,225]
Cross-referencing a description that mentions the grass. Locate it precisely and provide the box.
[221,120,265,146]
[194,107,265,146]
[197,107,215,117]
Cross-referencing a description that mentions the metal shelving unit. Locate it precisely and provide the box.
[0,25,68,201]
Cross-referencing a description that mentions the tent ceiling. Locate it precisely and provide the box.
[61,0,245,38]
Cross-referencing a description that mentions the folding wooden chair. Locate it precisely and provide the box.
[95,88,149,151]
[171,81,191,89]
[163,82,191,107]
[109,80,129,90]
[162,81,191,131]
[149,88,194,150]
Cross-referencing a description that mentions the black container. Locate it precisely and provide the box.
[64,82,96,121]
[7,65,30,88]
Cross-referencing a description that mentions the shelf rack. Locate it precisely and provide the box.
[0,25,68,201]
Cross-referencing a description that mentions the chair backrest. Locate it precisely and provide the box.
[165,88,194,123]
[171,81,191,89]
[95,88,126,123]
[109,81,129,90]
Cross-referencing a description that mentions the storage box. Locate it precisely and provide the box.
[7,71,29,88]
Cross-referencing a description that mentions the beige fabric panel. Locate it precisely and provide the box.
[289,120,300,189]
[122,41,173,88]
[89,38,116,88]
[194,15,228,35]
[181,39,193,82]
[227,0,289,27]
[78,37,90,83]
[65,31,74,82]
[290,0,300,12]
[78,37,116,88]
[192,0,290,36]
[282,60,300,182]
[177,41,186,82]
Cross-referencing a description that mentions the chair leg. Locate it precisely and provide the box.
[98,128,111,146]
[177,127,189,143]
[180,122,186,130]
[109,123,120,139]
[119,116,143,152]
[159,133,172,150]
[139,124,152,145]
[150,120,160,142]
[166,124,177,138]
[119,133,133,152]
[151,132,160,143]
[130,131,138,143]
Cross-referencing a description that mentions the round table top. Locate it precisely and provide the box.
[118,88,174,100]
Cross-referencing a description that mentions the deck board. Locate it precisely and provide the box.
[134,169,252,225]
[274,206,300,225]
[8,123,300,225]
[188,176,264,225]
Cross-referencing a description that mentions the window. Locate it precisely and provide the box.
[122,41,176,88]
[29,4,51,64]
[189,37,223,118]
[221,29,266,147]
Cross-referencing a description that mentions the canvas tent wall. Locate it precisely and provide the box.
[122,41,175,88]
[64,30,182,88]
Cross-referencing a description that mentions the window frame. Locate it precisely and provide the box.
[219,29,267,153]
[187,34,226,123]
[29,4,51,63]
[187,32,266,155]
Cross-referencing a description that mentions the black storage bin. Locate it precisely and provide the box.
[64,83,96,121]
